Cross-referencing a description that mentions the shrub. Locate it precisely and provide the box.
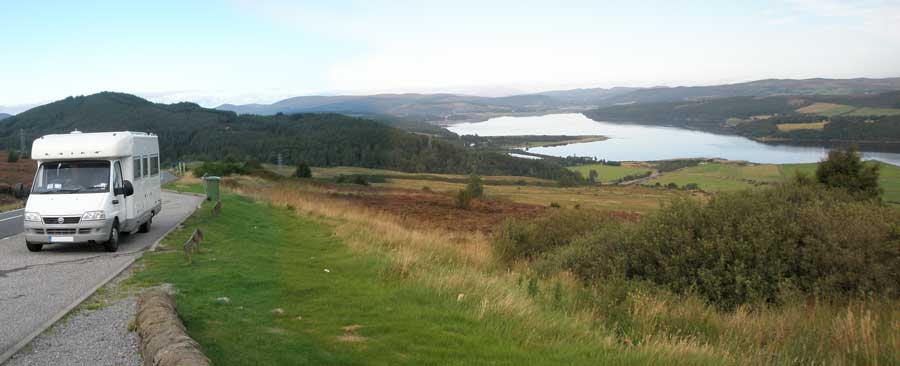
[815,146,881,200]
[553,183,900,308]
[335,174,369,186]
[494,209,611,263]
[466,174,484,198]
[588,170,599,183]
[683,183,699,190]
[456,189,473,209]
[294,162,312,178]
[6,149,19,163]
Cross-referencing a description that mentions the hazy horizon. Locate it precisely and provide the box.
[3,0,900,112]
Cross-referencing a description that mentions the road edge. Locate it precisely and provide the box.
[0,194,202,365]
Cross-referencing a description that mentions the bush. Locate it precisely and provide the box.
[6,149,19,162]
[466,174,484,198]
[335,174,369,186]
[494,209,612,263]
[294,162,312,178]
[683,183,699,190]
[547,183,900,308]
[456,189,473,209]
[815,146,881,200]
[192,161,246,177]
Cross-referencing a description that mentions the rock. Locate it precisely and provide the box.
[457,293,465,302]
[214,297,230,304]
[271,308,285,316]
[323,269,330,273]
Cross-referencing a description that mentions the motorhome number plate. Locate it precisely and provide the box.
[49,236,74,243]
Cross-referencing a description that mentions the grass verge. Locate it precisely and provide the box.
[128,189,719,365]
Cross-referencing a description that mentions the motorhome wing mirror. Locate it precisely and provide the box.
[122,180,135,197]
[13,183,29,199]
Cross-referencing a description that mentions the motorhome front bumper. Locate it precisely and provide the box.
[24,217,114,244]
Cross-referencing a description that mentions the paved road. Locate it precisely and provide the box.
[0,191,204,362]
[0,209,24,241]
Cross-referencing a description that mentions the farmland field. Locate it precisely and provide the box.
[567,163,653,183]
[647,162,784,191]
[846,107,900,116]
[776,121,828,132]
[796,102,855,116]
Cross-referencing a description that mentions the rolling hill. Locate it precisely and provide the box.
[593,77,900,106]
[0,92,580,181]
[0,113,11,121]
[217,93,564,122]
[216,78,900,123]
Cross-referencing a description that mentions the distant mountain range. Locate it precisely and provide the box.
[216,78,900,121]
[0,113,11,121]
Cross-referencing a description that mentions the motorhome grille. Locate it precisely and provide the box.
[43,217,81,224]
[46,229,77,235]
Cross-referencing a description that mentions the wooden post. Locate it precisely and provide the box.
[211,201,222,216]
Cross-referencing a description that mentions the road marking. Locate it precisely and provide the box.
[0,215,24,223]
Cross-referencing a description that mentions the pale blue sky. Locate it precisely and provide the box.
[1,0,899,112]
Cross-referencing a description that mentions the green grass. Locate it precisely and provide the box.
[568,164,652,183]
[129,191,716,365]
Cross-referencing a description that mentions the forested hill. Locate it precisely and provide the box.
[0,92,579,181]
[584,91,900,143]
[0,113,11,121]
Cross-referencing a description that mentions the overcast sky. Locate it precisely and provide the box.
[1,0,899,112]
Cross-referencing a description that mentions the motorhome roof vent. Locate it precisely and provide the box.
[70,130,82,134]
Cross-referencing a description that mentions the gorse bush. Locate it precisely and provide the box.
[500,183,900,308]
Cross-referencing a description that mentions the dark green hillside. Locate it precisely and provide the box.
[0,113,10,121]
[0,92,580,181]
[585,92,900,143]
[585,96,800,133]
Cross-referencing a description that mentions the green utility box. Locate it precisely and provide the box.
[203,176,221,201]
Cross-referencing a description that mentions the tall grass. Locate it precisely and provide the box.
[229,178,899,365]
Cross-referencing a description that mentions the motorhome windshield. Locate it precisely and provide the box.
[31,161,111,194]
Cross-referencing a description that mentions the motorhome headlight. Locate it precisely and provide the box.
[24,212,42,222]
[82,211,106,221]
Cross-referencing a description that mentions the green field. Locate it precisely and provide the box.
[647,161,900,205]
[130,190,714,365]
[647,163,784,191]
[846,107,900,116]
[567,164,652,183]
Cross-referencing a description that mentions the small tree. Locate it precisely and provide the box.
[294,162,312,178]
[7,149,19,163]
[588,169,599,183]
[815,146,881,200]
[466,174,484,198]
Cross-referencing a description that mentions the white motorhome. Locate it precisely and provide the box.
[23,131,162,252]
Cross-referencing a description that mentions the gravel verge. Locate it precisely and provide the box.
[4,269,142,366]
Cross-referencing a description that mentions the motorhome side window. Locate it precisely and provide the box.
[150,155,159,176]
[114,161,124,190]
[133,156,142,180]
[31,161,111,194]
[143,156,150,177]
